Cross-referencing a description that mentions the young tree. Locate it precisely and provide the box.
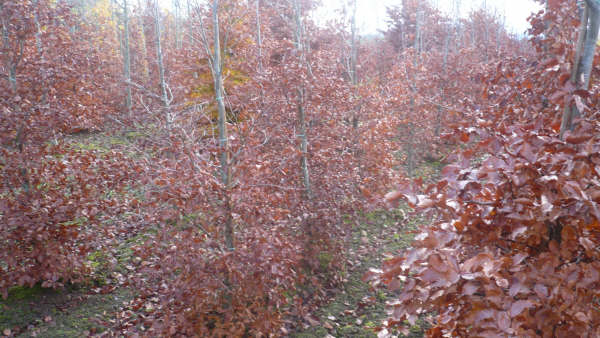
[293,0,312,199]
[210,0,234,250]
[561,0,600,136]
[117,0,133,114]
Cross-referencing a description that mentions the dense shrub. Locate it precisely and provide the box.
[378,120,600,336]
[126,227,302,336]
[0,0,134,297]
[371,2,600,336]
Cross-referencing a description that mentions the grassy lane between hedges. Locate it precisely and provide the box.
[291,158,442,338]
[291,207,428,338]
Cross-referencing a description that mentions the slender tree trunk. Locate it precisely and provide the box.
[349,0,359,128]
[33,0,47,105]
[187,0,194,45]
[415,7,422,53]
[137,0,150,82]
[123,0,132,115]
[405,3,422,177]
[255,0,266,106]
[173,0,182,49]
[1,7,28,192]
[211,0,234,251]
[561,1,600,136]
[1,18,17,92]
[293,0,312,200]
[154,1,170,117]
[33,1,43,54]
[406,121,415,176]
[256,0,263,73]
[579,0,600,89]
[482,0,489,62]
[435,33,450,137]
[350,0,357,87]
[470,21,476,48]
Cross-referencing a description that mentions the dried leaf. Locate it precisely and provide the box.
[510,300,534,318]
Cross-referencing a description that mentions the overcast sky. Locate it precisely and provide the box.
[157,0,542,36]
[314,0,543,35]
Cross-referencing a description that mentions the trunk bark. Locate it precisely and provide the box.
[1,5,28,192]
[350,0,359,128]
[154,1,170,117]
[173,0,182,49]
[256,0,263,72]
[293,0,312,200]
[137,0,150,82]
[560,1,599,137]
[33,0,47,105]
[123,0,132,114]
[211,0,234,251]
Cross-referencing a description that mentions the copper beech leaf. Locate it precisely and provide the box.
[510,300,534,318]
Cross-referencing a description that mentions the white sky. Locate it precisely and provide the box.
[157,0,542,36]
[315,0,543,35]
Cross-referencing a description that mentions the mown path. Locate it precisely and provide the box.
[292,209,426,338]
[292,162,442,338]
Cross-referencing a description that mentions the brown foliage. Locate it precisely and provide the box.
[371,2,600,336]
[0,1,137,297]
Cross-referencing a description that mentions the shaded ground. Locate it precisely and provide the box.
[292,209,427,338]
[0,285,132,337]
[291,158,442,338]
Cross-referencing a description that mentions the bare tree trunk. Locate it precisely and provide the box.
[137,0,150,82]
[561,0,600,136]
[2,20,18,92]
[187,0,194,45]
[1,5,28,192]
[579,0,600,88]
[349,0,359,128]
[293,0,312,200]
[173,0,182,49]
[405,3,422,177]
[33,1,43,54]
[482,0,489,62]
[1,6,18,103]
[435,33,450,137]
[415,6,423,53]
[255,0,266,107]
[350,0,358,87]
[470,20,476,49]
[33,0,47,105]
[153,1,171,119]
[406,122,415,176]
[256,0,263,72]
[211,0,234,251]
[123,0,132,115]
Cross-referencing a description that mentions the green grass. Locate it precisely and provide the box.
[0,230,143,337]
[0,283,133,337]
[293,158,444,337]
[292,208,426,338]
[0,200,154,337]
